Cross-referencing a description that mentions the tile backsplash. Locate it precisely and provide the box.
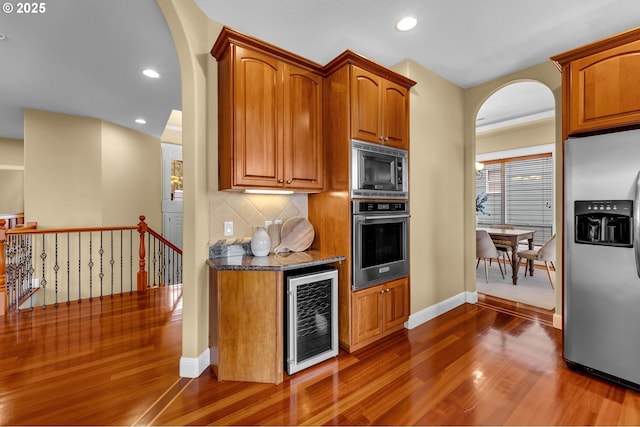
[209,191,308,242]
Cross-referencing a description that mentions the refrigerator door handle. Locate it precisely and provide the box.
[635,171,640,278]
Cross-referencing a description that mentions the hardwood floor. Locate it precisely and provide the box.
[2,285,639,426]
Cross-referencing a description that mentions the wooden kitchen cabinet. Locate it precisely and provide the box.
[310,50,415,353]
[212,27,324,192]
[551,27,640,139]
[209,269,284,384]
[351,65,410,150]
[351,276,409,349]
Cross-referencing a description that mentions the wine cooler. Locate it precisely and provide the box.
[285,266,338,375]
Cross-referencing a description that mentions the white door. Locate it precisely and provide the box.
[162,143,183,249]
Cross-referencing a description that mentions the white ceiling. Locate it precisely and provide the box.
[1,0,640,141]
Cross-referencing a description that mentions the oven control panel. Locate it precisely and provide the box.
[353,201,408,214]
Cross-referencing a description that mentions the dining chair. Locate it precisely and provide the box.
[517,233,556,289]
[476,229,504,283]
[491,224,514,270]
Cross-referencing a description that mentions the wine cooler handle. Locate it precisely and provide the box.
[635,171,640,278]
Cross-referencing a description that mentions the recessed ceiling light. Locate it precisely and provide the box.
[396,16,417,32]
[135,118,147,124]
[142,69,160,79]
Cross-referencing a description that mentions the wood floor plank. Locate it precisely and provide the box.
[2,285,640,425]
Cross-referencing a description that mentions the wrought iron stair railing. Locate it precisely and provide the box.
[0,215,182,315]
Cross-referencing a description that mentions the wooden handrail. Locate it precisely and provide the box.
[147,226,183,255]
[8,224,136,235]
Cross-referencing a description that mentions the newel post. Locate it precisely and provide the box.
[0,219,7,315]
[137,215,148,292]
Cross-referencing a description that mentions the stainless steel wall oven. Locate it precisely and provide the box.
[352,201,410,290]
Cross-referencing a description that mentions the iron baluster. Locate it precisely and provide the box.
[54,233,59,306]
[40,234,47,308]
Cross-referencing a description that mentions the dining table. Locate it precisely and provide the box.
[477,227,536,285]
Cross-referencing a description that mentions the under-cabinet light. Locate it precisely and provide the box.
[244,189,294,195]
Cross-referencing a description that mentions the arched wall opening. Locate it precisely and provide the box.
[463,62,563,327]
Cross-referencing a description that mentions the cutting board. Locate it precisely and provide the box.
[273,217,314,253]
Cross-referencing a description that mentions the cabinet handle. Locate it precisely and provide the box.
[278,179,284,183]
[286,180,292,184]
[384,137,389,142]
[379,290,385,294]
[379,136,384,141]
[385,288,390,293]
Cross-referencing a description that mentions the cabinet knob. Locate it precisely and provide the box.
[278,179,284,183]
[386,288,390,293]
[379,290,385,294]
[379,136,384,141]
[384,137,389,142]
[286,180,292,184]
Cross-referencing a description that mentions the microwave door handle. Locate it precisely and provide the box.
[635,171,640,278]
[362,214,411,221]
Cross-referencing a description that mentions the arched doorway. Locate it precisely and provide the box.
[474,81,557,313]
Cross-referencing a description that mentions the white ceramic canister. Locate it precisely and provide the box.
[251,226,271,257]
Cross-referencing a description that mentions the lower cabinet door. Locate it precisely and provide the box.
[352,285,383,344]
[382,277,409,331]
[351,277,410,346]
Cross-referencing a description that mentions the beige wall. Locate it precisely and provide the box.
[101,121,161,229]
[157,0,215,373]
[23,109,161,229]
[24,109,103,227]
[476,117,555,154]
[0,137,25,213]
[464,62,563,322]
[0,137,24,166]
[394,59,467,312]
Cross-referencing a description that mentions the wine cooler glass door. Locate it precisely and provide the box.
[286,268,338,374]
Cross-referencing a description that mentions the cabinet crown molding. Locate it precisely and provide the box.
[211,26,325,74]
[324,50,416,89]
[550,25,640,67]
[211,26,417,88]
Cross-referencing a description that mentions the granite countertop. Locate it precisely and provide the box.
[207,249,345,271]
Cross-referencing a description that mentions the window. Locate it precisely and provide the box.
[476,153,553,245]
[171,160,183,201]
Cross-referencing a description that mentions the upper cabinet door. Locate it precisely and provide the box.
[350,65,410,149]
[568,39,640,135]
[350,66,383,143]
[382,81,409,150]
[283,63,324,190]
[233,46,283,187]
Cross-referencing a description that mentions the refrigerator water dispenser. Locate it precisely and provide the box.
[574,200,633,247]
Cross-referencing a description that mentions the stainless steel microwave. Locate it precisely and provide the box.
[351,140,408,199]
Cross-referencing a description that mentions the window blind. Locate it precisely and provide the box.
[476,154,553,245]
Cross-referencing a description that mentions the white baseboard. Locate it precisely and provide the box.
[179,348,210,378]
[553,313,563,330]
[405,291,476,330]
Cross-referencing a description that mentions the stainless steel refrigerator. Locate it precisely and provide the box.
[564,128,640,390]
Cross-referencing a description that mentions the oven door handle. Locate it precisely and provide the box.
[360,214,411,221]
